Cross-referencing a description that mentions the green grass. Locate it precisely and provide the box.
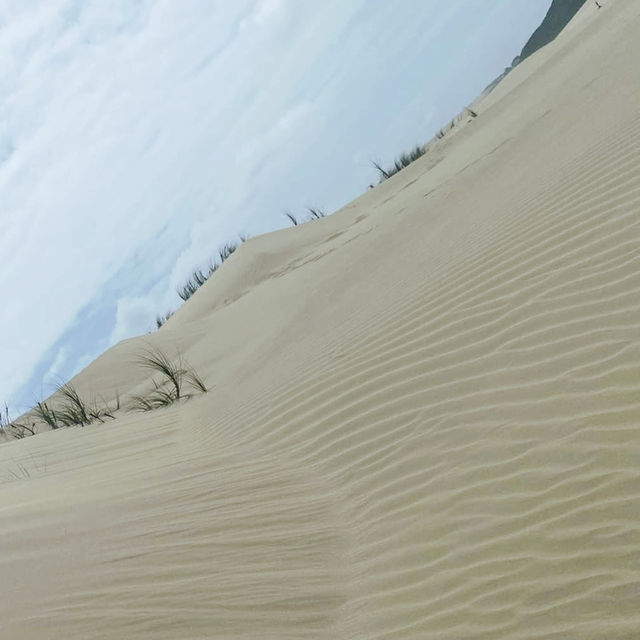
[284,211,300,226]
[34,400,60,429]
[35,383,115,429]
[373,145,426,182]
[1,405,37,439]
[5,422,37,439]
[283,207,327,226]
[306,207,326,220]
[177,237,245,302]
[3,347,203,435]
[1,383,117,440]
[129,346,207,412]
[156,311,174,329]
[55,383,114,426]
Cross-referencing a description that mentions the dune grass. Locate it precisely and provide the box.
[179,268,210,302]
[1,405,37,439]
[306,207,326,221]
[55,383,115,426]
[284,211,300,226]
[177,237,245,302]
[34,383,115,429]
[283,207,327,226]
[5,422,37,439]
[2,348,202,437]
[1,383,117,440]
[154,236,248,330]
[162,208,327,329]
[156,311,174,329]
[373,145,426,182]
[34,400,60,429]
[129,346,207,412]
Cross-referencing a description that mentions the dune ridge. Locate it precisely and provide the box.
[1,1,639,638]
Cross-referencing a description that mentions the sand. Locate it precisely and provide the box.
[1,1,639,637]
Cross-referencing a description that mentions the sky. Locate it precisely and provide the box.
[0,0,551,412]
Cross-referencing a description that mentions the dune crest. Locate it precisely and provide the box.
[2,1,639,637]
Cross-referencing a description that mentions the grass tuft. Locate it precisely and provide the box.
[306,207,326,220]
[34,400,60,430]
[284,207,327,226]
[156,311,174,329]
[284,211,299,226]
[178,268,210,301]
[373,145,426,183]
[50,383,116,428]
[55,383,91,426]
[1,404,38,439]
[6,422,37,439]
[16,383,119,433]
[177,237,245,302]
[129,346,207,412]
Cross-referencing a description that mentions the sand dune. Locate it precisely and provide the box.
[2,1,639,637]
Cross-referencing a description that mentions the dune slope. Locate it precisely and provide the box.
[1,1,639,638]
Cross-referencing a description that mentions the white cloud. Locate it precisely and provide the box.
[109,295,156,346]
[0,0,253,400]
[246,0,286,29]
[42,345,69,387]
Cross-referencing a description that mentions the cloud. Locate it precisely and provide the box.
[246,0,287,29]
[109,296,156,345]
[0,0,252,401]
[42,345,69,387]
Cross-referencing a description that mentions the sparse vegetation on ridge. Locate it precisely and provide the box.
[3,134,428,442]
[33,400,59,430]
[0,349,205,439]
[283,207,327,226]
[54,383,115,426]
[154,236,249,333]
[32,383,115,430]
[3,421,37,440]
[0,383,117,440]
[372,145,426,183]
[156,311,174,329]
[284,211,300,226]
[178,267,210,302]
[156,205,330,331]
[178,238,246,302]
[1,405,37,440]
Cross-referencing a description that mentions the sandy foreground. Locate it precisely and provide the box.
[2,1,639,638]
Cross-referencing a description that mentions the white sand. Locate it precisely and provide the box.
[1,1,639,637]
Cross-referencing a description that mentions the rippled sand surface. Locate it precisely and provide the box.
[1,2,639,637]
